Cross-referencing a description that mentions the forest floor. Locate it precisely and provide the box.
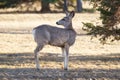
[0,13,120,80]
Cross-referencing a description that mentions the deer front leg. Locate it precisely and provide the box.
[34,44,43,70]
[63,44,69,70]
[61,47,65,56]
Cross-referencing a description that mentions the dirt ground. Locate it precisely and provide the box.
[0,13,120,80]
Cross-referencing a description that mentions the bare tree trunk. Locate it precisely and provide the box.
[40,0,51,13]
[63,0,68,11]
[76,0,82,12]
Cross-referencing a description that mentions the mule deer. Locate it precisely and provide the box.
[32,11,76,70]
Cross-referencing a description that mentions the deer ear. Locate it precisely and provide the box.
[65,10,69,16]
[69,11,75,18]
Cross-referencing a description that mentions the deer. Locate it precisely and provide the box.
[32,11,76,70]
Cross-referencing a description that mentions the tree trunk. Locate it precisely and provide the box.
[63,0,68,11]
[76,0,82,12]
[40,0,51,13]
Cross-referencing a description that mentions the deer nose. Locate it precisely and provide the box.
[56,22,59,25]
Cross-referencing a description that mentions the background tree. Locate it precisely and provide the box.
[40,0,58,12]
[40,0,51,12]
[83,0,120,44]
[0,0,19,8]
[55,0,83,12]
[63,0,68,11]
[76,0,82,12]
[0,0,83,12]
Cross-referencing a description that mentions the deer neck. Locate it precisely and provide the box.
[65,22,74,30]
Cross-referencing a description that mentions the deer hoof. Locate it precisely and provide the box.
[36,68,40,71]
[64,68,68,71]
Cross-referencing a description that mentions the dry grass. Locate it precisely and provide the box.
[0,13,120,80]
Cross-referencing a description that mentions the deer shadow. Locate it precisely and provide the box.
[0,52,120,80]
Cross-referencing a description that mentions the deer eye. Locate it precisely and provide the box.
[62,19,65,21]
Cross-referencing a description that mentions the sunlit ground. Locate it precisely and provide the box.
[0,13,120,80]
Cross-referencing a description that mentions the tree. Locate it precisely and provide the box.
[63,0,68,11]
[40,0,58,12]
[0,0,19,8]
[40,0,51,12]
[55,0,82,12]
[76,0,82,12]
[83,0,120,44]
[0,0,83,12]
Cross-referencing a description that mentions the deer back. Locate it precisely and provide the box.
[33,25,76,47]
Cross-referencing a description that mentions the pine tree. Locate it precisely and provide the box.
[83,0,120,44]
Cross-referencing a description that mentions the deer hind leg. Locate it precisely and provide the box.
[34,44,44,70]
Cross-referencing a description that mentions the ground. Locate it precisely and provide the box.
[0,13,120,80]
